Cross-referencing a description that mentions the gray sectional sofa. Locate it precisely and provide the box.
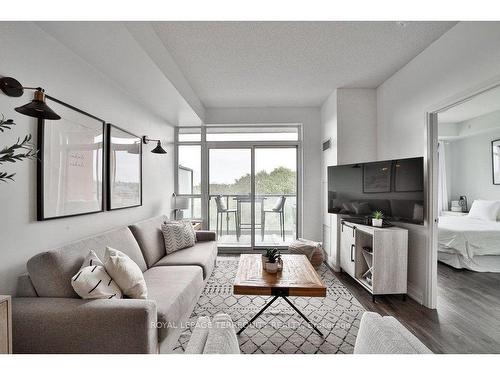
[12,215,218,354]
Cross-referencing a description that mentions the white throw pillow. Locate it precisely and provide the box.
[161,220,196,254]
[71,251,123,299]
[103,247,148,299]
[468,200,500,221]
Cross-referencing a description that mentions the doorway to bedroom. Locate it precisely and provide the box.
[431,84,500,344]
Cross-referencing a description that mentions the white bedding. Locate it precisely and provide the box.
[438,216,500,259]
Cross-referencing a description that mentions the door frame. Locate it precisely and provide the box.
[424,76,500,308]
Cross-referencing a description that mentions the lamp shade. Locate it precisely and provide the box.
[174,196,189,210]
[151,140,167,154]
[15,89,61,120]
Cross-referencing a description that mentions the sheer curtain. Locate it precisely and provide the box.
[438,142,448,214]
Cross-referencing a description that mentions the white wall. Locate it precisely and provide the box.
[377,21,500,304]
[337,89,377,164]
[447,129,500,203]
[320,89,377,270]
[0,22,179,295]
[321,91,338,269]
[205,107,322,241]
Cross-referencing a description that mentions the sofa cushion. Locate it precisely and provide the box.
[153,241,217,279]
[129,215,168,268]
[27,227,147,298]
[143,266,204,343]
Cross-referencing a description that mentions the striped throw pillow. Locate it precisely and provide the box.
[71,250,122,299]
[161,220,196,254]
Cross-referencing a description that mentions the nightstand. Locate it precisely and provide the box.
[441,211,468,217]
[0,295,12,354]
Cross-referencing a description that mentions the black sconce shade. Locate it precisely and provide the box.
[142,135,167,154]
[0,77,61,120]
[15,90,61,120]
[151,140,167,154]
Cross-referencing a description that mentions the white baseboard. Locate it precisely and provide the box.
[407,282,424,305]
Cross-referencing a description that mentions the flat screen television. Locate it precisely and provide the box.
[328,157,424,225]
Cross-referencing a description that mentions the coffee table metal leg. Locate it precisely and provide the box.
[281,295,324,337]
[237,295,279,335]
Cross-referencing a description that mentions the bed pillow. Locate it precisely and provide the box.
[71,250,123,300]
[103,247,148,299]
[468,200,500,221]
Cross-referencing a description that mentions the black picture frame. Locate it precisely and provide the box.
[492,139,500,185]
[37,96,105,221]
[106,124,143,211]
[394,158,424,192]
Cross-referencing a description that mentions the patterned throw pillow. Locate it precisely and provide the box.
[161,220,196,254]
[71,250,122,299]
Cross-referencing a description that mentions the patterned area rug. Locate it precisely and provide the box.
[174,256,365,354]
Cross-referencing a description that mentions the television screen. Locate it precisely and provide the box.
[327,157,424,224]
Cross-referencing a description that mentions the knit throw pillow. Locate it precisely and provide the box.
[71,250,123,299]
[161,220,196,254]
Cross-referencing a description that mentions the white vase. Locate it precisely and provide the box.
[265,262,279,273]
[262,255,269,268]
[372,218,383,227]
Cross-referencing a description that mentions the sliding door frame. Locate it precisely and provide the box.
[176,124,303,252]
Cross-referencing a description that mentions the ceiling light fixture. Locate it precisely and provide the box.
[0,76,61,120]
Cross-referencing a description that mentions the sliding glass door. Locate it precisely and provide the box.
[208,145,298,250]
[176,125,302,251]
[208,148,251,247]
[254,147,297,247]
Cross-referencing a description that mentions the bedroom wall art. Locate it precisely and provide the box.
[37,97,105,220]
[492,139,500,185]
[106,124,142,210]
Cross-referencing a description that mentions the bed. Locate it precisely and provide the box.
[438,215,500,272]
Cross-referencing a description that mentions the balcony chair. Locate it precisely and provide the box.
[214,195,239,240]
[262,196,286,241]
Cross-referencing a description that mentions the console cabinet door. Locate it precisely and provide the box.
[340,224,356,277]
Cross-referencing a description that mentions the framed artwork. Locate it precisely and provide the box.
[37,97,105,220]
[363,161,392,193]
[106,124,142,210]
[394,158,424,192]
[492,139,500,185]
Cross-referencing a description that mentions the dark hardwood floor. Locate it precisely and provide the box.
[335,262,500,353]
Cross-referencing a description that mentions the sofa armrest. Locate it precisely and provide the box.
[12,297,158,354]
[196,231,216,242]
[203,314,240,354]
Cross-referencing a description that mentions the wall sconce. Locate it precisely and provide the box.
[142,135,167,154]
[0,77,61,120]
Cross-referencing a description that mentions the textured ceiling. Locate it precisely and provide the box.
[152,21,456,108]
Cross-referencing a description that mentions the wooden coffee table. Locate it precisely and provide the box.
[233,254,326,336]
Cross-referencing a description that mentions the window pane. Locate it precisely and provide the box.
[206,126,298,142]
[178,127,201,142]
[178,145,201,194]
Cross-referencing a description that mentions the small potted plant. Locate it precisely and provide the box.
[372,211,384,227]
[264,249,281,274]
